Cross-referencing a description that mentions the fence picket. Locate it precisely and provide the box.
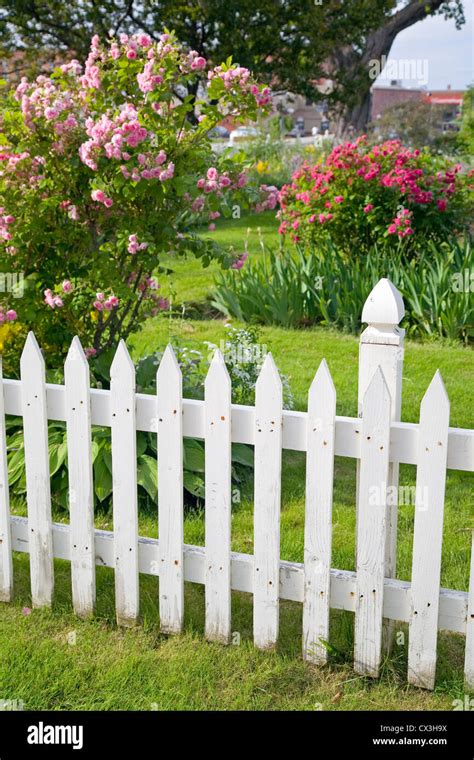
[408,371,450,690]
[466,532,474,689]
[253,353,282,649]
[65,337,95,618]
[157,345,184,634]
[354,366,391,677]
[20,332,54,608]
[110,340,139,626]
[0,357,12,602]
[205,350,232,644]
[303,359,336,663]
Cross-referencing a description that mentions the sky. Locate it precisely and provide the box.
[373,0,473,90]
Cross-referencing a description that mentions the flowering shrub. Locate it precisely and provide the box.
[0,31,270,367]
[278,136,473,256]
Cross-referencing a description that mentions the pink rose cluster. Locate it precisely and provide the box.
[93,292,119,311]
[255,184,279,213]
[126,272,168,316]
[387,208,413,237]
[127,234,149,254]
[279,135,468,243]
[0,308,17,323]
[91,189,113,208]
[0,208,15,242]
[44,289,64,309]
[0,151,45,189]
[208,65,271,108]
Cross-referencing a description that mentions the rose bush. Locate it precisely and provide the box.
[278,136,473,256]
[0,31,270,371]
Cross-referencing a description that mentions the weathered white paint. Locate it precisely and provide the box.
[0,357,12,602]
[9,515,468,634]
[253,354,282,649]
[110,341,139,626]
[303,359,336,664]
[1,381,472,472]
[205,350,232,644]
[408,371,450,690]
[157,345,184,634]
[359,278,404,653]
[465,532,474,689]
[20,332,53,608]
[354,367,391,677]
[65,337,95,617]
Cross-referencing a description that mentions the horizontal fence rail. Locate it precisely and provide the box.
[1,278,473,692]
[2,380,473,470]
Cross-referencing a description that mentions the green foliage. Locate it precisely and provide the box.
[213,237,474,343]
[457,84,474,157]
[239,136,327,188]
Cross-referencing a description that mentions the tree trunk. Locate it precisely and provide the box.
[334,0,451,136]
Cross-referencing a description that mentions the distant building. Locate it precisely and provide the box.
[370,81,464,132]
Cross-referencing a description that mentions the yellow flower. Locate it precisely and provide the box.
[0,323,20,354]
[90,311,98,322]
[256,160,268,174]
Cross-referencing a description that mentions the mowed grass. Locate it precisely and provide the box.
[158,211,280,305]
[1,211,473,711]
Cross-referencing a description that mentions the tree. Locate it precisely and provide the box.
[0,1,466,132]
[458,84,474,155]
[370,100,446,147]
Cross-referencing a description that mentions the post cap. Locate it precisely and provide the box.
[361,278,405,326]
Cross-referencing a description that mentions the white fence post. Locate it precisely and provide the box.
[466,531,474,690]
[20,332,54,608]
[358,278,405,650]
[0,356,12,602]
[65,337,96,618]
[253,353,282,649]
[205,349,232,644]
[354,367,391,677]
[408,371,450,690]
[110,340,139,627]
[157,345,184,635]
[303,359,336,664]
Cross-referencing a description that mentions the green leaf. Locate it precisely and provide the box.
[231,443,254,468]
[183,439,205,472]
[93,454,112,502]
[183,470,205,498]
[137,454,157,501]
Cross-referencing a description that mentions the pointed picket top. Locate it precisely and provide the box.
[65,336,89,375]
[256,352,282,396]
[362,364,391,407]
[205,348,230,391]
[20,331,45,375]
[110,339,135,381]
[309,358,336,403]
[157,343,181,383]
[420,370,450,417]
[361,278,405,327]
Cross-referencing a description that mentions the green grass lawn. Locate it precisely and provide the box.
[1,212,472,711]
[158,211,280,306]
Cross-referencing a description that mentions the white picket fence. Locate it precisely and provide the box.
[0,278,473,690]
